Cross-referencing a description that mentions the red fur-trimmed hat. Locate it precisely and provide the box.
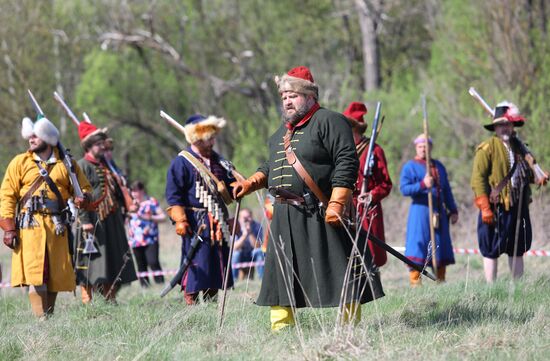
[78,121,107,150]
[183,114,226,144]
[275,66,319,100]
[343,102,368,133]
[484,101,525,131]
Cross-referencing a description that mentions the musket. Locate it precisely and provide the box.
[468,87,549,185]
[366,231,436,281]
[422,96,438,274]
[53,91,80,127]
[160,224,206,297]
[359,102,382,199]
[27,89,84,199]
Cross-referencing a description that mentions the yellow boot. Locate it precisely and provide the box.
[341,302,361,325]
[270,306,295,332]
[409,270,422,287]
[28,286,48,318]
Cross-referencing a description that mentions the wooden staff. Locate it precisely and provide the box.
[422,96,438,275]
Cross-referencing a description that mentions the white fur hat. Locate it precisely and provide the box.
[21,116,60,146]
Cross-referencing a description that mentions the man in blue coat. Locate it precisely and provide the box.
[400,134,459,286]
[165,114,235,305]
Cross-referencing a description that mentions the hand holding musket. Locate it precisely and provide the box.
[468,87,549,186]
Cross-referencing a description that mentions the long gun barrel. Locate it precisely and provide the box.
[468,87,494,116]
[160,110,187,134]
[27,89,84,198]
[53,91,80,126]
[360,102,382,196]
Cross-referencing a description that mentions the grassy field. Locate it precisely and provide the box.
[1,194,549,360]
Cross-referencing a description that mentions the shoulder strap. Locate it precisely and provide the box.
[36,162,67,210]
[19,175,46,208]
[489,158,518,204]
[283,129,329,208]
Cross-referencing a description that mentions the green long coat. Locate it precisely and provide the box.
[76,158,137,286]
[256,108,384,308]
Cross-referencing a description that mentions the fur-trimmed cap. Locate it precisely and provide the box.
[343,102,368,134]
[484,101,525,131]
[78,121,108,150]
[183,114,226,144]
[275,66,319,100]
[21,116,60,146]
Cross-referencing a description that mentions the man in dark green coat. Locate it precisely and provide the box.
[76,122,137,303]
[233,66,384,331]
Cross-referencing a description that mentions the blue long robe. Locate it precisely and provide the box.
[399,159,458,268]
[165,147,235,293]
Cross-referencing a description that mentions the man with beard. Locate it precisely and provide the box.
[232,66,384,331]
[471,102,547,282]
[76,122,137,303]
[0,116,92,317]
[165,114,235,305]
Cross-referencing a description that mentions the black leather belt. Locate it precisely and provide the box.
[274,196,305,206]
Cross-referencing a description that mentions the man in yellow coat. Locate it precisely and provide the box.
[0,116,92,317]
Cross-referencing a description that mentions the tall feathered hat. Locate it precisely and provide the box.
[78,121,108,150]
[484,101,525,131]
[183,114,226,144]
[275,66,319,100]
[343,102,368,133]
[21,115,60,146]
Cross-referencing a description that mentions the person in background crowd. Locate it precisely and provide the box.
[232,208,264,281]
[128,180,166,287]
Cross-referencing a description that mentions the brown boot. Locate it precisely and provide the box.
[102,283,118,304]
[28,288,48,318]
[184,292,199,305]
[81,285,93,304]
[437,266,446,283]
[409,270,422,287]
[46,292,58,315]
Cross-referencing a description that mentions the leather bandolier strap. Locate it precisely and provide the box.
[283,129,329,208]
[489,157,518,204]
